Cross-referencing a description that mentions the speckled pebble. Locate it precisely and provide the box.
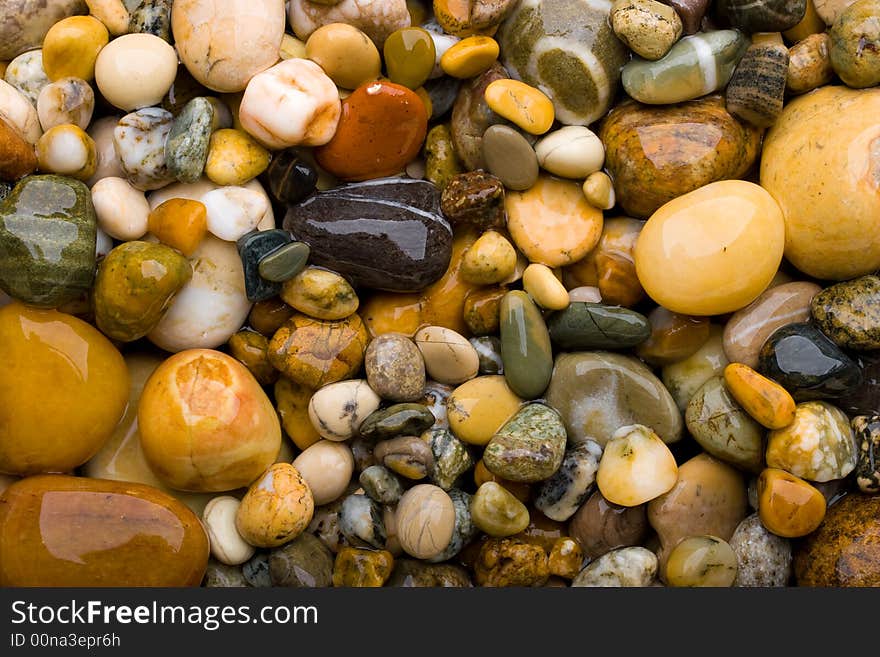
[571,546,658,587]
[729,513,793,587]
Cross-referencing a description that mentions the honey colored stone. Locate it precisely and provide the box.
[506,176,603,268]
[634,180,786,316]
[596,424,678,507]
[274,377,321,451]
[147,198,208,257]
[281,267,359,321]
[94,33,178,111]
[268,313,368,389]
[138,349,281,492]
[724,363,796,429]
[568,490,650,559]
[463,286,505,336]
[484,79,554,135]
[86,0,130,35]
[395,484,456,559]
[765,401,857,482]
[471,481,531,537]
[0,302,128,476]
[249,298,295,337]
[227,330,277,386]
[648,453,747,578]
[41,16,109,82]
[636,307,711,366]
[360,292,424,339]
[419,227,481,336]
[0,117,37,180]
[757,467,826,538]
[460,230,517,286]
[441,36,500,79]
[447,374,522,446]
[760,86,880,281]
[548,537,584,579]
[0,474,209,586]
[315,81,428,181]
[523,264,569,311]
[786,32,833,94]
[665,535,738,587]
[793,492,880,586]
[172,0,285,93]
[306,23,381,90]
[562,217,644,308]
[434,0,517,36]
[332,547,395,587]
[204,128,270,186]
[236,463,314,548]
[474,537,550,587]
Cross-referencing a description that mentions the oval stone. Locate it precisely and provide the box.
[359,404,437,442]
[811,275,880,350]
[545,351,683,446]
[547,302,650,350]
[499,290,553,400]
[853,415,880,493]
[483,403,567,483]
[283,178,453,293]
[534,440,602,521]
[599,95,761,218]
[758,322,863,401]
[0,474,209,586]
[0,174,96,308]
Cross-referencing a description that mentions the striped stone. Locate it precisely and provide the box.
[726,43,789,128]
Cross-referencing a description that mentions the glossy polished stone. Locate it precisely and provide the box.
[263,148,318,206]
[811,275,880,350]
[284,178,453,293]
[758,322,863,401]
[0,474,209,586]
[547,302,650,350]
[236,229,293,302]
[499,290,553,400]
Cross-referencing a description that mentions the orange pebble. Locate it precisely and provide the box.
[757,467,826,538]
[147,198,208,257]
[724,362,796,429]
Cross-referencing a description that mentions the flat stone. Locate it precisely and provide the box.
[257,241,310,283]
[547,302,650,350]
[235,229,292,302]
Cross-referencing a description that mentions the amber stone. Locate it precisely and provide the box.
[332,547,395,587]
[757,468,826,538]
[474,537,550,587]
[0,117,37,180]
[268,313,369,389]
[419,227,481,336]
[248,297,295,337]
[0,475,209,586]
[636,307,711,366]
[794,493,880,586]
[463,286,506,335]
[599,94,761,218]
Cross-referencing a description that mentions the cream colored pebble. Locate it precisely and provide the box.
[4,50,49,106]
[280,33,308,60]
[292,440,355,506]
[308,379,382,441]
[523,263,570,310]
[86,115,125,187]
[414,325,480,385]
[91,176,150,240]
[583,171,616,210]
[86,0,130,36]
[535,126,605,179]
[36,123,96,180]
[596,424,679,507]
[94,33,178,111]
[568,286,603,303]
[0,79,42,144]
[202,495,256,566]
[202,186,269,241]
[37,76,95,131]
[239,58,341,149]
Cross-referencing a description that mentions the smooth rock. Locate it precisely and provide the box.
[717,0,807,32]
[307,379,381,442]
[203,186,268,241]
[308,22,381,90]
[757,467,827,537]
[384,26,436,89]
[499,290,553,400]
[36,76,94,132]
[571,546,658,587]
[596,424,678,506]
[470,481,530,537]
[535,440,602,521]
[636,307,710,367]
[0,79,41,145]
[288,0,411,47]
[361,405,437,442]
[425,427,474,490]
[339,493,386,549]
[450,62,508,171]
[359,465,403,504]
[0,117,37,180]
[202,496,254,566]
[113,107,174,190]
[446,374,523,446]
[263,148,318,205]
[439,171,505,230]
[665,535,738,587]
[546,351,684,446]
[568,490,649,559]
[415,325,480,385]
[395,484,455,559]
[547,303,650,351]
[268,533,333,587]
[786,32,834,94]
[365,333,426,402]
[35,123,96,180]
[41,16,108,82]
[236,463,314,548]
[723,362,797,430]
[0,0,88,61]
[662,324,729,411]
[261,242,311,285]
[94,32,178,111]
[481,124,539,192]
[611,0,683,60]
[205,128,270,187]
[293,441,354,506]
[236,229,290,303]
[725,42,789,128]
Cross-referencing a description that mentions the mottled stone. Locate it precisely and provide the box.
[547,303,650,350]
[534,440,602,521]
[0,0,88,61]
[758,322,863,401]
[129,0,172,41]
[811,275,880,350]
[439,171,505,230]
[426,488,477,563]
[332,546,394,587]
[483,403,566,483]
[242,552,271,587]
[364,333,426,402]
[426,427,474,490]
[717,0,807,32]
[611,0,683,61]
[359,465,403,504]
[423,123,463,190]
[387,559,472,587]
[729,514,793,587]
[852,416,880,493]
[113,107,174,190]
[571,546,658,587]
[165,97,213,184]
[203,560,248,587]
[4,50,49,106]
[339,494,386,549]
[474,537,550,587]
[268,533,333,587]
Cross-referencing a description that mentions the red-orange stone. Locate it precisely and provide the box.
[315,81,428,181]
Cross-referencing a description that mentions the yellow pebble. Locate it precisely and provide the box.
[723,362,796,430]
[484,79,555,135]
[280,33,307,60]
[86,0,130,36]
[440,36,500,79]
[204,128,271,186]
[582,171,616,210]
[415,86,433,118]
[522,263,570,311]
[447,375,523,446]
[42,16,109,82]
[460,229,517,285]
[783,0,825,43]
[36,124,97,180]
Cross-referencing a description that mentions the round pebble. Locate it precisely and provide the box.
[95,33,178,110]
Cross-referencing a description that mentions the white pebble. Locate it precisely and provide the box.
[0,79,42,144]
[203,186,269,241]
[572,546,659,587]
[91,176,150,240]
[308,379,382,441]
[87,115,125,187]
[535,125,605,179]
[202,496,256,565]
[37,76,94,131]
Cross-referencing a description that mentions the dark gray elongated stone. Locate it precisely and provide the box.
[548,302,651,350]
[236,229,292,302]
[283,177,453,292]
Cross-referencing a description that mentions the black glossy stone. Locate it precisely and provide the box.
[757,322,863,401]
[283,177,453,293]
[358,403,437,441]
[264,149,318,205]
[547,302,651,350]
[236,229,292,302]
[838,352,880,416]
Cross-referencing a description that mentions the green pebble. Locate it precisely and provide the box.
[383,27,436,90]
[358,403,437,441]
[257,240,310,283]
[547,302,651,350]
[482,403,567,483]
[500,290,553,399]
[165,97,214,183]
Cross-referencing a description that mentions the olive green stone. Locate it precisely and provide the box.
[548,302,651,350]
[500,290,553,399]
[425,427,475,490]
[622,29,749,104]
[358,403,437,441]
[685,375,766,473]
[483,402,567,483]
[93,241,192,342]
[268,533,333,588]
[0,175,96,308]
[165,97,214,183]
[359,465,404,504]
[387,559,473,587]
[423,124,463,191]
[258,241,310,283]
[470,481,530,537]
[481,124,539,192]
[811,275,880,350]
[383,27,436,90]
[829,0,880,89]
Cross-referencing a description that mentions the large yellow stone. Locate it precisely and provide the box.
[634,180,785,316]
[41,16,109,82]
[760,86,880,280]
[0,302,129,475]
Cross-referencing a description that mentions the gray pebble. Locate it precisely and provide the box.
[729,513,792,587]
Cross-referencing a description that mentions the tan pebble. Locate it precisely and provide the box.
[202,496,255,565]
[596,424,679,507]
[36,123,96,180]
[665,535,738,587]
[36,76,95,132]
[523,263,570,310]
[395,484,456,559]
[239,58,342,150]
[86,0,130,36]
[235,463,315,548]
[292,440,354,506]
[583,171,616,210]
[305,22,381,90]
[470,481,530,537]
[90,176,149,240]
[95,33,178,111]
[414,325,480,385]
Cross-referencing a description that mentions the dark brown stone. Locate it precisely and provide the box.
[440,171,505,229]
